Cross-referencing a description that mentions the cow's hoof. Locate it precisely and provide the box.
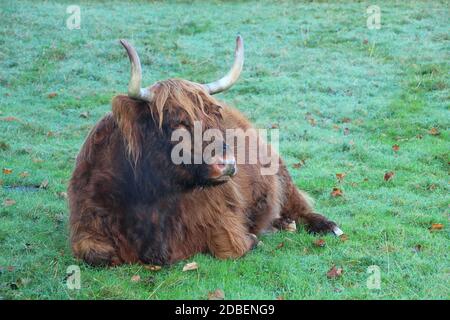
[248,233,259,250]
[306,213,340,235]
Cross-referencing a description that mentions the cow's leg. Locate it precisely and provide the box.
[275,170,340,235]
[71,232,122,266]
[207,211,258,259]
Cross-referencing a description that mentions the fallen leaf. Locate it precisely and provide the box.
[307,117,317,126]
[276,242,285,249]
[208,289,225,300]
[336,173,346,181]
[327,266,344,279]
[292,160,305,169]
[80,112,90,119]
[339,234,349,242]
[285,221,296,232]
[276,296,285,300]
[331,187,343,197]
[427,184,437,191]
[392,144,400,152]
[32,157,44,163]
[19,171,29,178]
[39,179,49,189]
[131,275,141,282]
[182,262,198,272]
[429,223,444,231]
[2,168,12,175]
[3,199,16,207]
[341,117,352,123]
[313,239,326,247]
[1,116,20,122]
[270,123,279,129]
[144,265,162,271]
[47,92,57,99]
[47,131,55,137]
[428,127,440,136]
[384,171,395,181]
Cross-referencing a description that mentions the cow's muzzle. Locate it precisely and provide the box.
[209,147,237,182]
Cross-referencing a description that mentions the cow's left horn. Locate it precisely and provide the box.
[204,35,244,95]
[120,39,153,102]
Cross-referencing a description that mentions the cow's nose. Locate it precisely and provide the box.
[221,158,237,177]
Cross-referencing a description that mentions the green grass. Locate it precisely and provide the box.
[0,0,448,300]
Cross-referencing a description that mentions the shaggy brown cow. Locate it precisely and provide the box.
[68,36,342,266]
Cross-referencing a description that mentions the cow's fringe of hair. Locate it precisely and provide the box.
[150,78,225,128]
[113,79,225,166]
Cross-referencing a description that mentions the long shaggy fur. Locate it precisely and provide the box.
[69,79,337,266]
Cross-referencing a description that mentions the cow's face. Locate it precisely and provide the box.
[112,80,237,191]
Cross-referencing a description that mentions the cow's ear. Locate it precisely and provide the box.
[112,95,145,163]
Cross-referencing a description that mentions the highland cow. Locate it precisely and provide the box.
[68,36,342,266]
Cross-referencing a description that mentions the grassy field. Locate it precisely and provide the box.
[0,0,448,300]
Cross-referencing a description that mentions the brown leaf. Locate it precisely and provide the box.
[327,266,343,279]
[270,123,279,129]
[392,144,400,152]
[336,173,346,181]
[292,160,305,169]
[47,131,55,137]
[276,242,285,249]
[307,117,317,126]
[428,127,440,136]
[313,239,326,247]
[384,171,395,181]
[276,295,285,300]
[3,199,16,207]
[208,289,225,300]
[182,262,198,272]
[47,92,57,99]
[339,234,349,242]
[144,265,162,271]
[131,275,141,282]
[2,168,12,175]
[429,223,444,232]
[331,187,343,197]
[39,179,49,189]
[19,171,29,178]
[341,117,352,123]
[32,157,44,163]
[1,116,20,122]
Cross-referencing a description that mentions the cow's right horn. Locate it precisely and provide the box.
[120,39,153,102]
[203,35,244,95]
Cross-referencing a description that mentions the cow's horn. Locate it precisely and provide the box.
[204,35,244,95]
[119,39,153,102]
